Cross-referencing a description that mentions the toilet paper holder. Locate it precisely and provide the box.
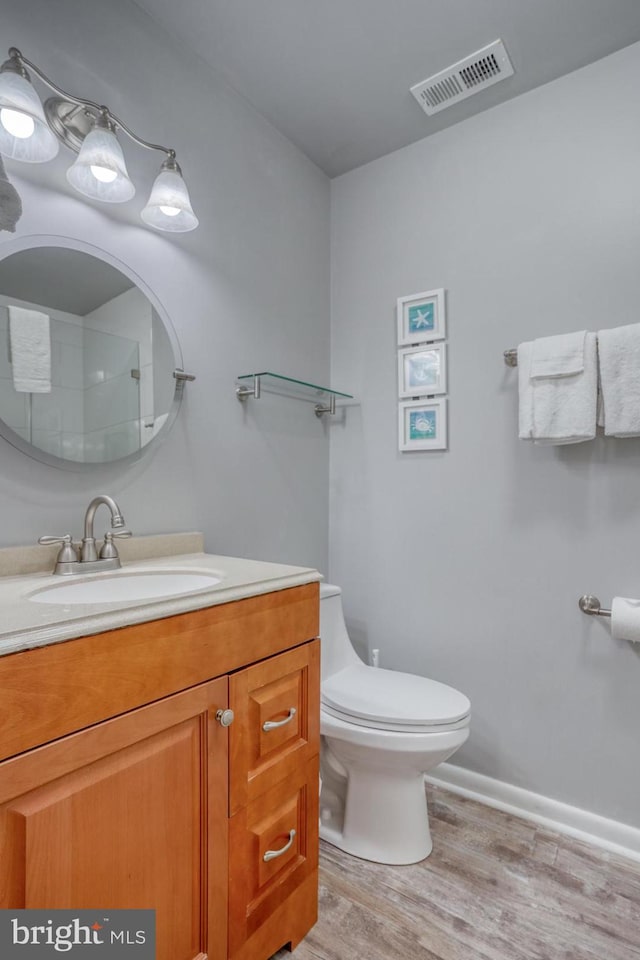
[578,595,611,618]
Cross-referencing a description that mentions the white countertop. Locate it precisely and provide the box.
[0,552,322,657]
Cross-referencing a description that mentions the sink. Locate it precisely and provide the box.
[30,571,223,605]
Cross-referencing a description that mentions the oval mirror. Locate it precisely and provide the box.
[0,238,184,469]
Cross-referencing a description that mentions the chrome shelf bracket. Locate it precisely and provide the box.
[314,394,336,417]
[236,374,261,401]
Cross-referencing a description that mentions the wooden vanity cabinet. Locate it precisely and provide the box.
[0,582,320,960]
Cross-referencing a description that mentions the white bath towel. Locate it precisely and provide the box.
[518,333,597,444]
[597,324,640,437]
[8,305,51,393]
[517,341,534,440]
[530,331,587,379]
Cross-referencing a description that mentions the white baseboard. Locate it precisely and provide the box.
[426,763,640,864]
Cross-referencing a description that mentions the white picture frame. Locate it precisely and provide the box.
[398,398,448,452]
[398,343,447,399]
[396,288,446,345]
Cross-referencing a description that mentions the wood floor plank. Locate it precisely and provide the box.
[271,784,640,960]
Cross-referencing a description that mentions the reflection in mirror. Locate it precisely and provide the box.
[0,246,178,465]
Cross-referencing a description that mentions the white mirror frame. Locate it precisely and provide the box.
[0,233,184,471]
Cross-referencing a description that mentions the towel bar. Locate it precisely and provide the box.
[578,595,611,618]
[504,349,518,367]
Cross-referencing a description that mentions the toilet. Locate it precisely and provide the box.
[319,583,471,865]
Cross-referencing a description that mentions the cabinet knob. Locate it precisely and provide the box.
[216,708,235,727]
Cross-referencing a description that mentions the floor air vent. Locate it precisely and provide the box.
[410,40,514,116]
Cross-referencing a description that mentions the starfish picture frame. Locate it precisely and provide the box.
[396,288,446,346]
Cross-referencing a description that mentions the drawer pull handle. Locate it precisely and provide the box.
[262,707,297,732]
[263,829,296,862]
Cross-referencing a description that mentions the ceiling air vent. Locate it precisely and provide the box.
[410,40,514,116]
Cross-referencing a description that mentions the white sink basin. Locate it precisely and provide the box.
[30,571,223,605]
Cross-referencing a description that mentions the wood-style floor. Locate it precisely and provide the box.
[275,784,640,960]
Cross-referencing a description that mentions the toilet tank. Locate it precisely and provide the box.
[319,582,362,681]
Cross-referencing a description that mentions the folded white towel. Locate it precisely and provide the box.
[518,333,597,444]
[530,331,587,379]
[517,341,534,440]
[611,597,640,644]
[597,324,640,437]
[8,305,51,393]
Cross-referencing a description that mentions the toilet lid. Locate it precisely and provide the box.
[322,664,470,728]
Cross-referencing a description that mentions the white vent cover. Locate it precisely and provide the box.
[410,40,514,116]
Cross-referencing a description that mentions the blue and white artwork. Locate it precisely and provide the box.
[398,343,446,398]
[399,397,447,451]
[408,302,434,334]
[397,289,445,346]
[409,409,436,440]
[407,350,438,389]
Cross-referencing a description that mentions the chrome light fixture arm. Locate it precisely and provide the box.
[1,46,199,231]
[5,48,175,160]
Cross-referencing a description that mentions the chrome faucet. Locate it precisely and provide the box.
[38,494,132,575]
[81,494,129,562]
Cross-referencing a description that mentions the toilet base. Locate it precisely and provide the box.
[320,767,433,864]
[320,714,469,865]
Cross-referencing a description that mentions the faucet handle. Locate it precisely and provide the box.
[38,535,78,564]
[99,529,132,560]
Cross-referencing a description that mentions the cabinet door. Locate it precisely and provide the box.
[229,640,320,814]
[0,678,229,960]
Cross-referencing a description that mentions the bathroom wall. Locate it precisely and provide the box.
[329,42,640,827]
[0,0,330,571]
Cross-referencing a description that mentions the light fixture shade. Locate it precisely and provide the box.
[141,167,199,232]
[0,70,59,162]
[66,126,135,203]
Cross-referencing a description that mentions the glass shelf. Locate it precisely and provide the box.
[236,372,353,416]
[237,372,353,400]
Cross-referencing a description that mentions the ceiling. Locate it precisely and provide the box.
[134,0,640,177]
[0,249,134,316]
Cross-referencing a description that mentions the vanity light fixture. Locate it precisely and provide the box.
[0,47,198,232]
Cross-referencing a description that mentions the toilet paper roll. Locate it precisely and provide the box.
[611,597,640,643]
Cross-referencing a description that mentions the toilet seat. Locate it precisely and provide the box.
[321,664,471,734]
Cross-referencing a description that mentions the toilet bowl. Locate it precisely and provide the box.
[319,583,470,865]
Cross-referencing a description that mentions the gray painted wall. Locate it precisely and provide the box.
[0,0,330,572]
[329,42,640,827]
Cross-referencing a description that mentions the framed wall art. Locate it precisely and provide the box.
[398,343,447,398]
[396,288,445,345]
[398,398,447,452]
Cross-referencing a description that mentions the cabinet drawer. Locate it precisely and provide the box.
[228,755,318,958]
[229,640,320,813]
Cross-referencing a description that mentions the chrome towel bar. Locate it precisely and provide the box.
[578,595,611,618]
[504,349,518,367]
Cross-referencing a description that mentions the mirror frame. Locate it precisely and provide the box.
[0,234,184,471]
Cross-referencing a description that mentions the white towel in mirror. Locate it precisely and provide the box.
[8,305,51,393]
